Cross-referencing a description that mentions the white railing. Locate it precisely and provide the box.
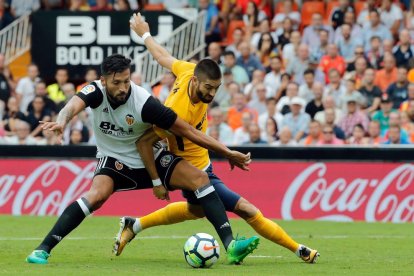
[0,13,31,65]
[135,11,206,85]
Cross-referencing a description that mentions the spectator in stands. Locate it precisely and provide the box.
[15,64,40,114]
[399,83,414,111]
[261,116,279,143]
[383,39,394,54]
[347,124,368,145]
[258,97,283,136]
[380,0,403,37]
[245,123,266,144]
[386,66,409,109]
[264,55,283,97]
[243,0,267,32]
[319,44,346,83]
[42,0,64,10]
[350,56,368,89]
[221,51,249,86]
[406,0,414,39]
[26,95,51,137]
[256,32,277,69]
[374,52,397,92]
[383,111,409,138]
[310,29,329,64]
[281,97,311,142]
[357,0,378,28]
[372,95,396,133]
[318,124,344,145]
[324,68,346,107]
[400,110,414,142]
[338,95,369,138]
[28,80,57,115]
[336,23,363,64]
[0,0,14,30]
[287,44,310,83]
[272,126,296,146]
[272,0,300,31]
[199,0,221,44]
[341,78,365,113]
[346,45,366,72]
[366,36,384,69]
[301,120,322,145]
[207,42,222,64]
[393,29,414,67]
[2,96,27,134]
[0,53,12,106]
[90,0,113,11]
[299,69,316,102]
[315,96,344,125]
[366,120,383,145]
[69,0,90,11]
[247,82,267,115]
[330,0,354,30]
[113,0,132,11]
[282,30,301,68]
[76,68,98,91]
[315,108,345,140]
[276,17,294,52]
[244,69,267,101]
[302,13,334,51]
[233,111,253,145]
[227,91,257,130]
[2,119,38,145]
[277,81,301,114]
[305,82,324,119]
[152,72,175,103]
[359,68,382,114]
[225,27,244,58]
[37,128,59,145]
[236,41,264,80]
[334,10,362,43]
[47,68,69,105]
[56,83,76,111]
[207,125,220,142]
[11,0,40,17]
[69,129,83,145]
[214,74,234,109]
[62,114,88,145]
[130,71,152,94]
[383,124,410,144]
[362,9,392,51]
[207,107,233,145]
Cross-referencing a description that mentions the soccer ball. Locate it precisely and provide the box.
[183,233,220,268]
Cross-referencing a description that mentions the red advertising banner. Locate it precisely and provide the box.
[0,160,413,223]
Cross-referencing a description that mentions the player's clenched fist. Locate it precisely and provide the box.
[39,121,64,144]
[130,13,149,37]
[227,151,251,171]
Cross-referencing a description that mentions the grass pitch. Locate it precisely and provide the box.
[0,215,413,275]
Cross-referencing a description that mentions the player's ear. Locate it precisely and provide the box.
[192,75,198,86]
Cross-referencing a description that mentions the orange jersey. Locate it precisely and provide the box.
[155,60,210,170]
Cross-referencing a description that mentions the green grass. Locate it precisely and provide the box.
[0,216,413,275]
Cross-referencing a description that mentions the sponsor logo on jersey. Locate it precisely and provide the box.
[80,84,95,95]
[160,155,173,167]
[115,161,123,170]
[99,121,133,136]
[125,114,135,126]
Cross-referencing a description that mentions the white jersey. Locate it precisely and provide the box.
[77,80,177,168]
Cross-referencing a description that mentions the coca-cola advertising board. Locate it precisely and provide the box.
[1,160,413,223]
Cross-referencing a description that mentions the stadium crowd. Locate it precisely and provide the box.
[0,0,414,146]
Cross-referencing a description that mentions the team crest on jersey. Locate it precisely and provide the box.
[160,155,173,167]
[115,161,123,170]
[80,84,95,95]
[125,114,135,126]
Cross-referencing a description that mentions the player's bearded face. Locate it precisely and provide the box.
[103,69,131,105]
[195,78,221,104]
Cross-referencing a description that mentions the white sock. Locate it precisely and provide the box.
[295,244,304,257]
[132,218,142,234]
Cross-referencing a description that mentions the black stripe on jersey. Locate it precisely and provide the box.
[141,96,178,130]
[75,81,103,109]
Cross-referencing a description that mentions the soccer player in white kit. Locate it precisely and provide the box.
[26,54,258,264]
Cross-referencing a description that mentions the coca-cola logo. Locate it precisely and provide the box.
[0,161,96,215]
[281,163,414,222]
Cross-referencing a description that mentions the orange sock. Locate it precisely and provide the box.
[140,202,201,230]
[246,210,299,253]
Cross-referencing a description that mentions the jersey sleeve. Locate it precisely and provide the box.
[141,96,178,130]
[171,60,196,78]
[75,82,103,109]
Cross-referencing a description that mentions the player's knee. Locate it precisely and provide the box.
[190,170,209,190]
[234,198,258,220]
[85,190,110,211]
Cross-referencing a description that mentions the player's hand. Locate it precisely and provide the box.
[153,185,170,201]
[39,121,64,144]
[130,13,150,38]
[227,151,251,171]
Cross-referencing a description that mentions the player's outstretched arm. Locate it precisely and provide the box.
[136,128,170,200]
[130,13,177,71]
[40,96,86,144]
[169,117,251,171]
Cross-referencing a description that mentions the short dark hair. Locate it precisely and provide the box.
[195,58,222,81]
[223,51,236,58]
[304,68,315,76]
[101,54,131,76]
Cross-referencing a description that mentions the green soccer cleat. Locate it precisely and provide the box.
[227,235,260,264]
[26,250,50,264]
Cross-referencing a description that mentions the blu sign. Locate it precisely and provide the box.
[31,11,186,81]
